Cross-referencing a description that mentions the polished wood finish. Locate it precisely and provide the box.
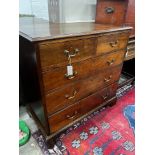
[19,17,131,144]
[42,50,125,92]
[95,0,135,63]
[45,65,121,115]
[126,0,136,59]
[38,37,96,70]
[48,83,118,133]
[19,17,131,42]
[124,0,135,36]
[96,31,129,55]
[46,97,117,145]
[38,32,129,71]
[95,0,135,36]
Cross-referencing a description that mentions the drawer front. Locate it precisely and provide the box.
[96,0,127,26]
[38,37,96,70]
[97,32,129,55]
[45,65,121,115]
[42,50,125,92]
[48,83,118,133]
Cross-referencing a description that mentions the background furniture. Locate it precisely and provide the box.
[96,0,135,35]
[96,0,135,87]
[20,17,131,146]
[96,0,128,26]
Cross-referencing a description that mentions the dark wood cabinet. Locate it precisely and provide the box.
[96,0,128,26]
[96,0,135,36]
[124,0,135,36]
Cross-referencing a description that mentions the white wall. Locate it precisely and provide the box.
[19,0,97,22]
[19,0,49,20]
[31,0,49,20]
[59,0,97,23]
[19,0,32,15]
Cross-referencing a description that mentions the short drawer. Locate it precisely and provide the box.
[45,65,122,116]
[48,83,118,133]
[38,37,96,71]
[42,50,125,92]
[97,32,129,55]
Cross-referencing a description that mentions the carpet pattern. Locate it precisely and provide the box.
[32,85,135,155]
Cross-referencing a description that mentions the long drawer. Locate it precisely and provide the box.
[45,65,121,116]
[48,82,118,133]
[38,37,96,71]
[42,50,125,92]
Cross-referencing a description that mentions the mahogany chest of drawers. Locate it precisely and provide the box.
[19,17,131,145]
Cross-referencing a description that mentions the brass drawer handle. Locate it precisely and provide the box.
[66,111,78,120]
[105,7,115,14]
[102,94,108,100]
[107,59,115,66]
[125,51,129,57]
[104,75,112,82]
[64,48,79,58]
[65,71,77,80]
[109,41,118,47]
[65,90,77,100]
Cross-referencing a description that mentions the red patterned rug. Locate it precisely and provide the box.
[60,88,135,155]
[32,86,135,155]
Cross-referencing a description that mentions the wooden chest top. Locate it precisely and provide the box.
[19,17,132,42]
